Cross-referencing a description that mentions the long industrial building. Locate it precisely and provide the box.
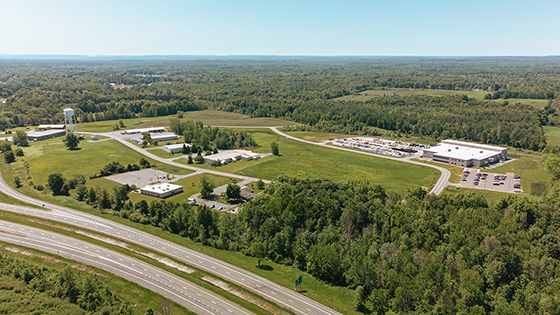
[423,139,508,167]
[27,129,67,141]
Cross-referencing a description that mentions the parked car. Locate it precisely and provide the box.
[500,175,507,180]
[514,189,522,193]
[493,181,500,186]
[514,175,521,179]
[474,181,479,186]
[514,183,521,189]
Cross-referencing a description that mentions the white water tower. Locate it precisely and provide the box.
[63,108,78,135]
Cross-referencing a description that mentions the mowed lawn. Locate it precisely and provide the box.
[79,110,297,133]
[89,174,233,204]
[181,129,440,192]
[0,138,191,210]
[544,126,560,147]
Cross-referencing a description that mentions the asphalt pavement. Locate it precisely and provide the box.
[0,177,342,315]
[0,220,252,315]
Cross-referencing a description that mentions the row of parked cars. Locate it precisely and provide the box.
[462,170,522,192]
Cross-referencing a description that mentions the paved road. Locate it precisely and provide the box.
[0,178,342,315]
[0,220,252,315]
[269,127,451,195]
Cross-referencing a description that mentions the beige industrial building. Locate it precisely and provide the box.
[163,143,191,154]
[203,150,261,165]
[140,183,183,198]
[423,139,508,167]
[27,129,67,141]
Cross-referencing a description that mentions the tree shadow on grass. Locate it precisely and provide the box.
[69,147,82,151]
[256,264,273,271]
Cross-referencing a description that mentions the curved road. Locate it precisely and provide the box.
[0,220,252,315]
[0,178,342,315]
[268,127,450,195]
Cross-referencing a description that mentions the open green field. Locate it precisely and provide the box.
[177,129,440,192]
[8,138,191,185]
[79,110,298,133]
[335,89,550,108]
[411,158,465,184]
[544,126,560,147]
[0,138,193,210]
[88,174,234,204]
[491,156,548,196]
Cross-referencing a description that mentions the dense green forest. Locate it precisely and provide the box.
[1,58,560,149]
[0,251,137,314]
[88,172,560,314]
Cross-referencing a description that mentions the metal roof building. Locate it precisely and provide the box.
[423,139,508,167]
[162,143,191,154]
[121,127,166,135]
[27,129,67,141]
[140,183,183,198]
[203,150,261,165]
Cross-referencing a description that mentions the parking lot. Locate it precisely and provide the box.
[458,168,522,193]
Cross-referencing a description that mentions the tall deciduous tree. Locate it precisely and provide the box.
[199,176,214,199]
[270,141,279,156]
[63,133,80,150]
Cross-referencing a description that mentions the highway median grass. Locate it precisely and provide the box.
[0,211,284,315]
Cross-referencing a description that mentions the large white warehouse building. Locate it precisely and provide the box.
[423,139,507,167]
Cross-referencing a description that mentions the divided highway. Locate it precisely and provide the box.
[0,220,252,315]
[0,176,342,315]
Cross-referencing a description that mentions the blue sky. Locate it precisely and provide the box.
[2,0,559,56]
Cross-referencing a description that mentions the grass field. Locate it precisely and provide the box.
[411,158,465,184]
[87,174,234,204]
[544,126,560,147]
[177,129,440,192]
[0,138,194,211]
[79,110,298,133]
[335,89,550,108]
[491,156,548,196]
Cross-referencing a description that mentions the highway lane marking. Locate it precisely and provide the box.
[0,205,331,315]
[0,223,250,314]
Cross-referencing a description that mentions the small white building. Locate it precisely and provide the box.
[163,143,191,154]
[140,183,183,198]
[204,150,261,165]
